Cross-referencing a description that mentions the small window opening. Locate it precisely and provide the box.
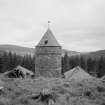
[44,40,48,45]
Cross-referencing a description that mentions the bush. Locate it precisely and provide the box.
[101,103,105,105]
[16,96,29,105]
[97,86,105,92]
[85,91,91,97]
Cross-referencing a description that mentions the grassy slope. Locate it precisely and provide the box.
[0,77,105,105]
[0,45,34,56]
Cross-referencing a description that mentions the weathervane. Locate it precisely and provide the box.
[48,21,51,29]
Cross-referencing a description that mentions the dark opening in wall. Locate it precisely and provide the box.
[45,40,48,45]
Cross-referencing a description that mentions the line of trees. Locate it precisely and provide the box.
[0,52,35,73]
[0,51,105,78]
[62,53,105,78]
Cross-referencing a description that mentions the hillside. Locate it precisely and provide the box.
[81,50,105,59]
[62,49,80,56]
[89,50,105,58]
[0,77,104,105]
[0,44,80,56]
[0,45,34,56]
[0,44,105,58]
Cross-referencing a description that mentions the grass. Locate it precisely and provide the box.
[0,77,104,105]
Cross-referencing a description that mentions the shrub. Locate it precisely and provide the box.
[97,86,105,92]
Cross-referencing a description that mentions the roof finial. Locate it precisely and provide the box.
[48,21,51,29]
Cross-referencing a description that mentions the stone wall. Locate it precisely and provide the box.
[35,46,61,54]
[35,46,62,78]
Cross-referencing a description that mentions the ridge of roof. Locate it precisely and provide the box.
[16,65,33,74]
[64,66,93,81]
[36,28,61,47]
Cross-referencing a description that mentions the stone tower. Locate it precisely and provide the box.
[35,28,62,78]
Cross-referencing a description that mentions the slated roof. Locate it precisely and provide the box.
[64,66,93,81]
[37,28,61,47]
[15,65,34,75]
[4,65,34,75]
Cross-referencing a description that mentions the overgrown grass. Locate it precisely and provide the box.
[0,78,104,105]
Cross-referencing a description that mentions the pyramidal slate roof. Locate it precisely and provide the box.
[64,66,93,81]
[37,28,61,46]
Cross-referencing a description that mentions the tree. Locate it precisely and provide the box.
[69,56,80,69]
[62,52,70,73]
[0,56,3,73]
[79,56,86,70]
[21,54,35,72]
[97,57,105,78]
[1,52,9,72]
[86,58,95,73]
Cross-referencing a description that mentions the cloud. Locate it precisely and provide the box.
[0,0,105,51]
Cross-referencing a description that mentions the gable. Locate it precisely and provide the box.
[37,28,60,47]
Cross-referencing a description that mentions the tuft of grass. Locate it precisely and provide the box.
[101,103,105,105]
[96,86,105,93]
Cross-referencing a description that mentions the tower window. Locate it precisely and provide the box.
[44,40,48,45]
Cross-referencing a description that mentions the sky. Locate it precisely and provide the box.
[0,0,105,52]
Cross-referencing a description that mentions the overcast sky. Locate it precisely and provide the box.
[0,0,105,52]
